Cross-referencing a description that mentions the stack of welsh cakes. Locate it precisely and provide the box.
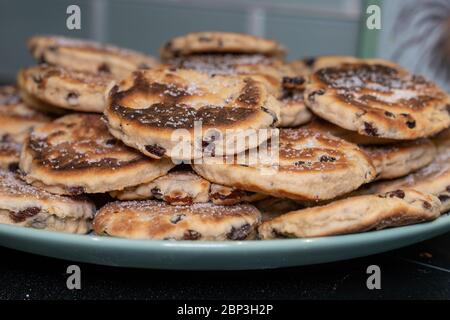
[0,32,448,240]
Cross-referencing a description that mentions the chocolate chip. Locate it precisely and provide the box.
[384,111,395,118]
[303,57,316,67]
[294,160,306,166]
[105,138,116,146]
[109,85,119,97]
[307,89,325,102]
[387,189,405,199]
[363,122,378,136]
[8,162,19,172]
[282,76,305,87]
[9,207,41,223]
[98,63,111,74]
[38,54,46,64]
[183,230,201,240]
[32,74,42,84]
[406,120,416,128]
[319,155,336,162]
[271,228,289,239]
[423,201,432,209]
[438,194,450,202]
[68,186,85,195]
[227,223,251,240]
[66,91,79,105]
[151,187,162,198]
[1,134,11,142]
[170,214,186,224]
[261,106,278,125]
[145,144,166,157]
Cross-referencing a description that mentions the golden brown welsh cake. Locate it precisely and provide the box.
[20,114,175,195]
[94,200,262,240]
[361,139,436,180]
[104,68,281,159]
[168,54,312,127]
[364,141,450,213]
[18,64,114,113]
[305,59,450,139]
[110,167,267,205]
[258,189,441,239]
[304,119,436,180]
[0,171,95,233]
[160,31,286,61]
[110,169,211,203]
[193,127,376,201]
[0,85,50,143]
[28,35,158,78]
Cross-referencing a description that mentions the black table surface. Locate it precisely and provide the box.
[0,231,449,300]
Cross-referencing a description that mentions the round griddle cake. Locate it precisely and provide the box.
[20,114,175,195]
[104,68,281,159]
[19,88,69,116]
[258,189,441,239]
[304,119,436,180]
[168,54,312,127]
[111,169,211,203]
[193,127,376,201]
[94,200,262,240]
[18,64,114,113]
[305,59,450,139]
[111,167,267,205]
[0,85,50,143]
[28,35,158,78]
[365,144,450,213]
[361,139,436,181]
[160,31,286,61]
[0,171,95,233]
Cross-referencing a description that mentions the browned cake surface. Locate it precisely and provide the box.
[160,31,286,61]
[167,54,311,127]
[94,200,261,240]
[259,189,441,239]
[193,127,376,201]
[305,59,450,139]
[0,85,50,142]
[20,113,175,194]
[28,35,158,78]
[104,68,280,159]
[18,64,114,112]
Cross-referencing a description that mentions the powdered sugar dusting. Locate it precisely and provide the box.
[104,199,258,217]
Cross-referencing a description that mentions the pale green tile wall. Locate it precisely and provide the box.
[0,0,363,82]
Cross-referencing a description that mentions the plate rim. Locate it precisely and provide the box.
[0,213,449,251]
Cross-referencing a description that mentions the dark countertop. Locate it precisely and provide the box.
[0,232,449,300]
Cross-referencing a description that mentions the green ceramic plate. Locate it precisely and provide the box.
[0,214,449,270]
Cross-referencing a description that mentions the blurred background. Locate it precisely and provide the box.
[0,0,449,90]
